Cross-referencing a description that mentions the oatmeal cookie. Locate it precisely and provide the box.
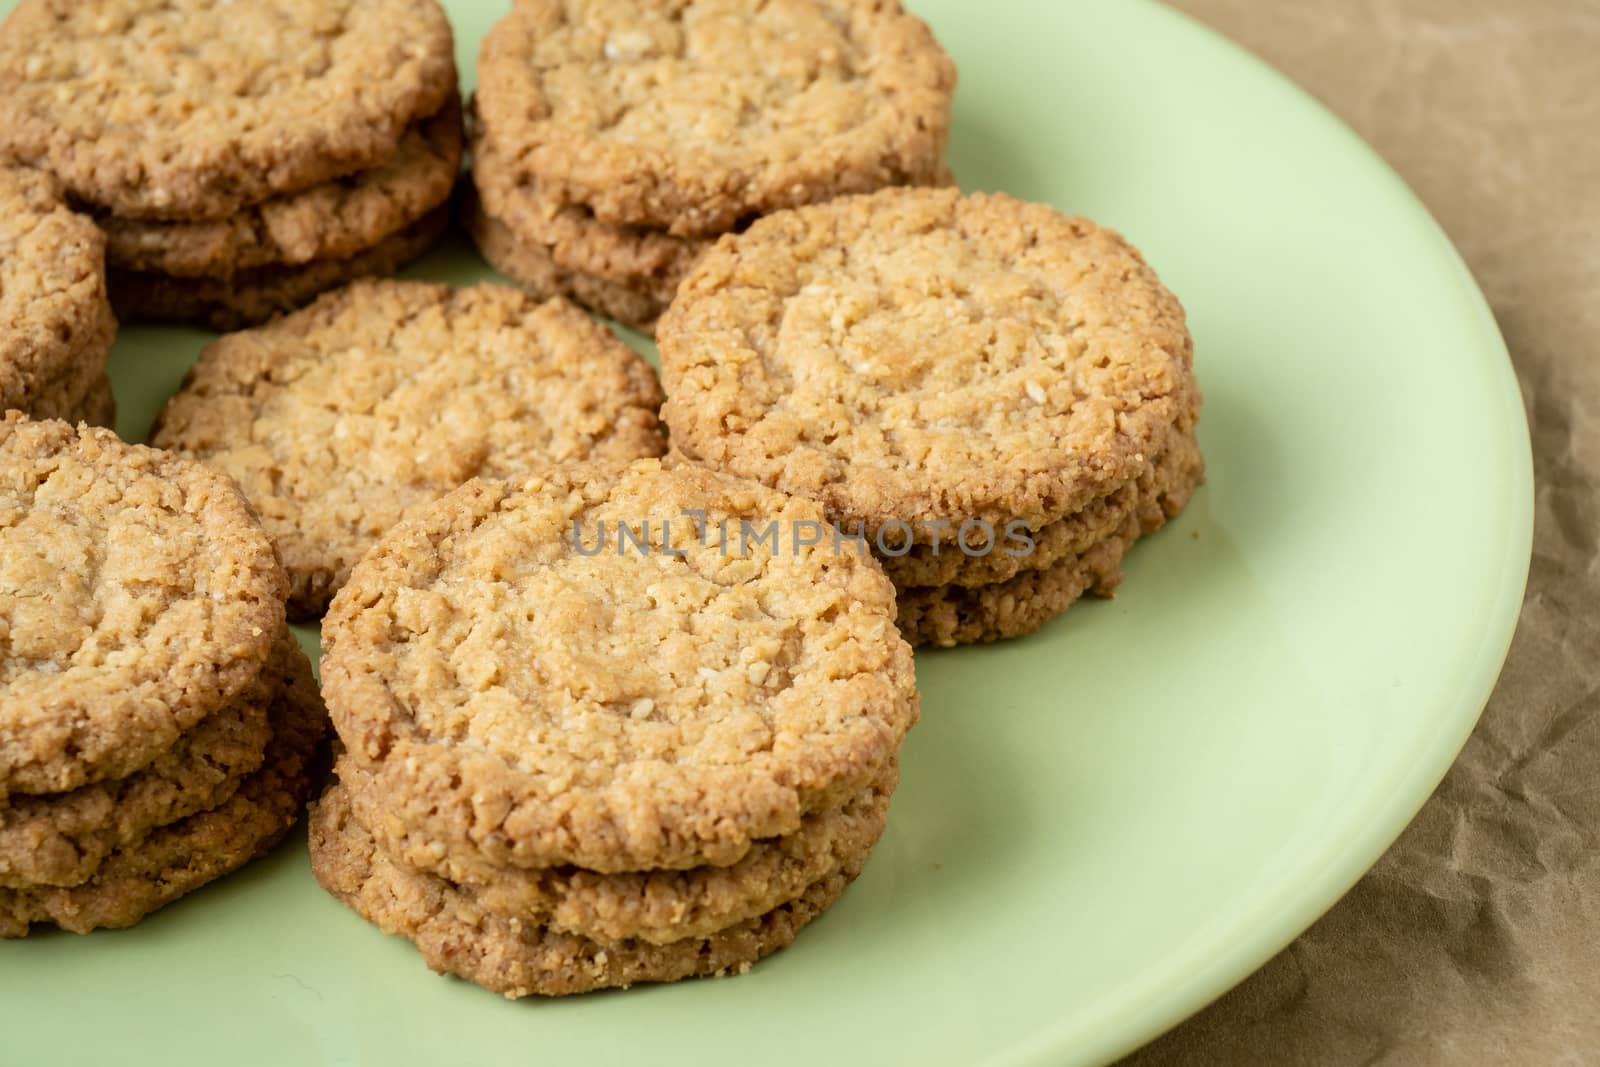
[0,0,457,219]
[152,280,666,617]
[0,633,302,889]
[0,415,287,796]
[322,460,918,873]
[310,783,864,997]
[475,0,955,237]
[0,637,324,936]
[339,758,894,945]
[660,188,1201,540]
[101,96,464,279]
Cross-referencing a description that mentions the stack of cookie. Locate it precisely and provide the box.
[152,279,669,619]
[312,461,919,996]
[466,0,957,333]
[0,416,323,936]
[660,187,1206,647]
[0,162,116,428]
[0,0,461,331]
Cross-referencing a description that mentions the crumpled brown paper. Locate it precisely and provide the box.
[1119,1,1600,1062]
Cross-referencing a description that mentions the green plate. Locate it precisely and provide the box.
[0,1,1531,1064]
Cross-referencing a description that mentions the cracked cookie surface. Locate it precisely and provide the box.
[0,415,286,796]
[0,0,457,219]
[475,0,955,237]
[322,460,918,873]
[660,187,1201,540]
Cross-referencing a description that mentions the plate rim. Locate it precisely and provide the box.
[992,3,1534,1062]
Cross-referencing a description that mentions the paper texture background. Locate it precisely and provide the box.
[1121,1,1599,1062]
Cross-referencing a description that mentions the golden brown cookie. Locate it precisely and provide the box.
[0,632,302,889]
[338,758,894,945]
[109,202,451,331]
[309,783,865,997]
[152,280,666,618]
[0,637,324,937]
[0,162,113,417]
[660,188,1202,540]
[0,415,287,796]
[0,0,458,220]
[322,460,918,873]
[475,0,956,237]
[100,96,464,279]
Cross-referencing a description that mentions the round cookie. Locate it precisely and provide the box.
[879,425,1204,589]
[0,639,324,937]
[339,759,894,945]
[322,460,919,873]
[310,785,863,997]
[464,188,693,334]
[0,632,296,889]
[0,0,458,220]
[151,280,667,618]
[660,188,1201,540]
[0,162,112,417]
[109,202,451,331]
[475,0,956,237]
[101,96,465,279]
[0,415,287,796]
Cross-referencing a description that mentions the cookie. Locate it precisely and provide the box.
[151,280,667,617]
[309,783,863,997]
[879,426,1204,589]
[322,460,918,873]
[660,188,1201,540]
[475,0,956,237]
[0,161,113,417]
[464,188,691,333]
[0,0,457,220]
[339,759,894,945]
[109,202,451,331]
[0,638,324,936]
[101,96,465,279]
[0,415,287,796]
[0,633,300,889]
[467,123,709,329]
